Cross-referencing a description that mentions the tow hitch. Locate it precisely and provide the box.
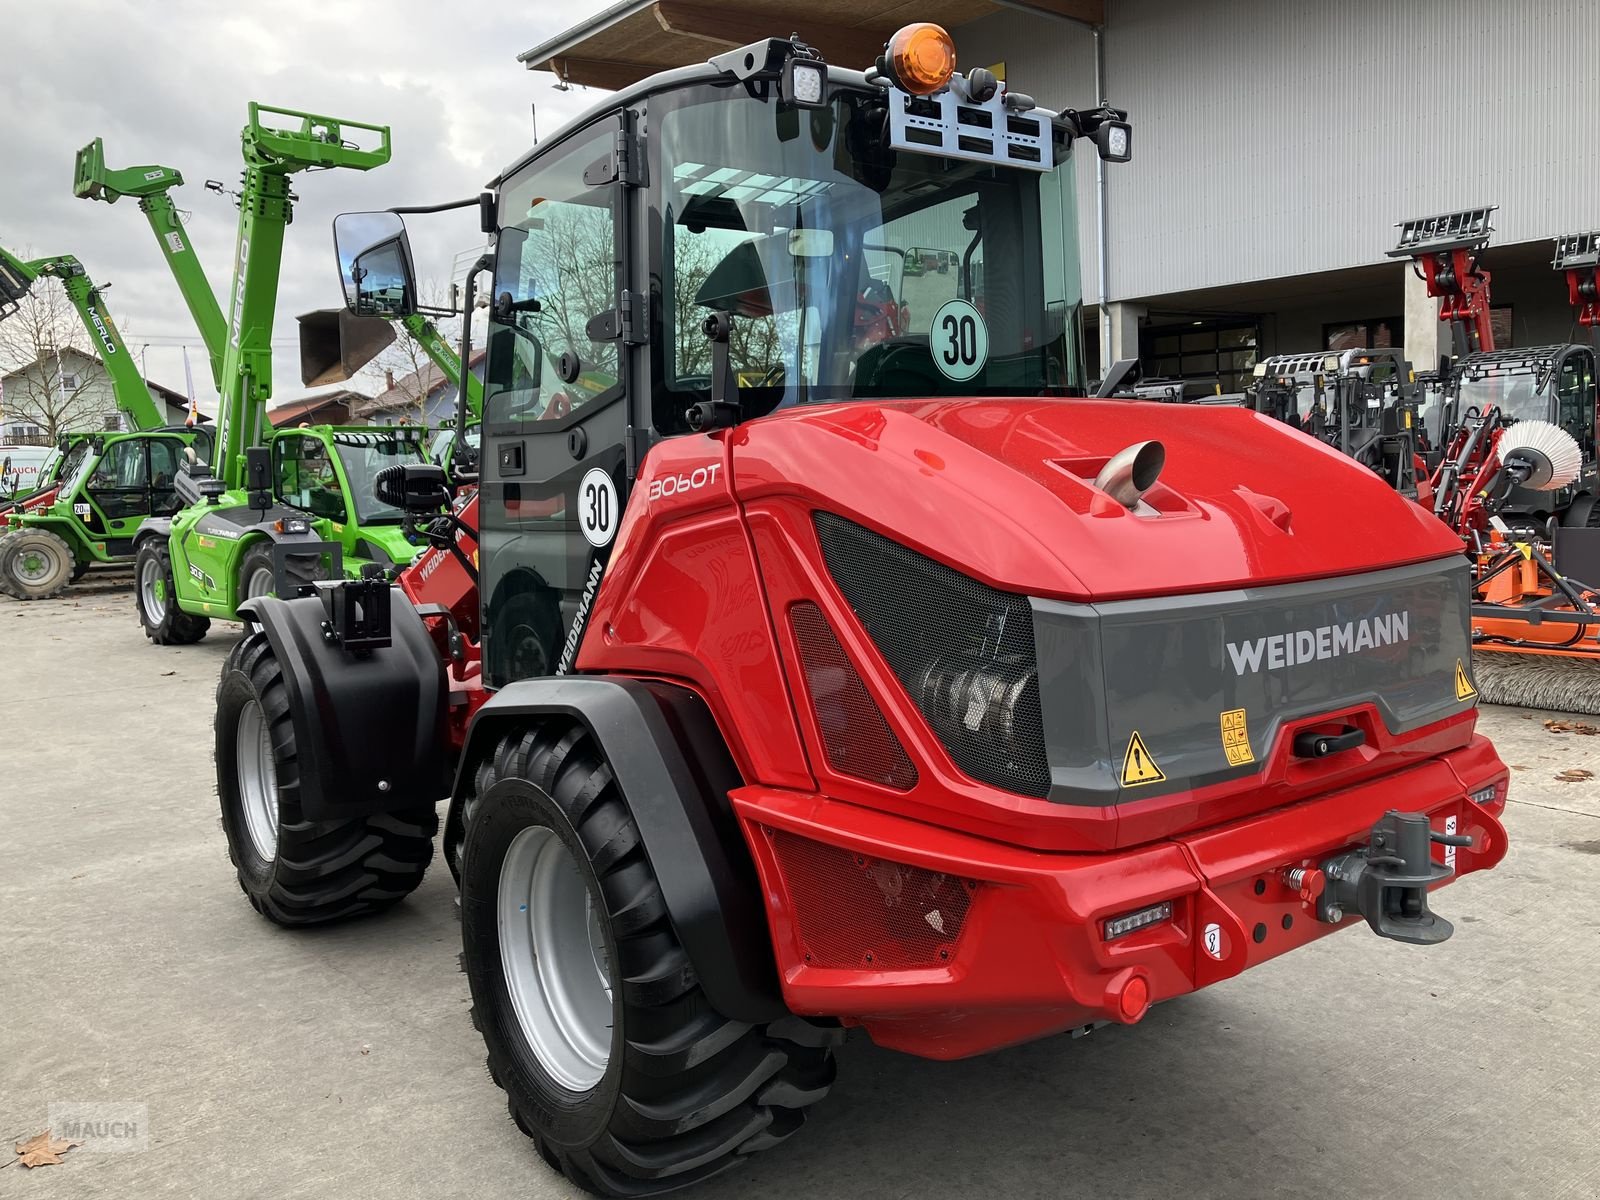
[1315,811,1473,945]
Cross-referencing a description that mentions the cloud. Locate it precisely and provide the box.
[0,0,611,414]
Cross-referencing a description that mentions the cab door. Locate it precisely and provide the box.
[79,436,150,554]
[1555,346,1598,467]
[479,112,633,688]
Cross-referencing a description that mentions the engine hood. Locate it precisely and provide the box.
[731,397,1462,601]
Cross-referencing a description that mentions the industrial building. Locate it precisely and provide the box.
[522,0,1600,390]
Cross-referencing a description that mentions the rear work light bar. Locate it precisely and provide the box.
[1103,900,1172,941]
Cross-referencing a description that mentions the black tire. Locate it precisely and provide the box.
[0,527,77,600]
[238,543,278,604]
[215,631,438,925]
[461,723,836,1198]
[486,588,563,685]
[135,539,210,645]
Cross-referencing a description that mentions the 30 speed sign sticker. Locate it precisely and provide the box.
[578,467,619,547]
[930,298,988,382]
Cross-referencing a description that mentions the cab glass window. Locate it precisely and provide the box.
[485,124,621,431]
[274,436,346,522]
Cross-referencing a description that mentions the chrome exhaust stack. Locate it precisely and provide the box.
[1093,440,1166,509]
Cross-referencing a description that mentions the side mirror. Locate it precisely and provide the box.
[333,211,418,319]
[245,446,272,513]
[373,462,451,513]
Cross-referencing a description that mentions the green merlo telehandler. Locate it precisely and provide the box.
[0,244,211,599]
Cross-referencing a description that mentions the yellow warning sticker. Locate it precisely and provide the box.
[1220,708,1255,766]
[1120,731,1167,787]
[1455,659,1477,702]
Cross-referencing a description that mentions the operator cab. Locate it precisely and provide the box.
[329,25,1132,685]
[1445,344,1599,522]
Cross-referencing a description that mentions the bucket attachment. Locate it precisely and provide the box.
[297,307,395,386]
[1316,811,1469,945]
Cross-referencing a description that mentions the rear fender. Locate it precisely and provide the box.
[239,587,449,820]
[453,677,786,1024]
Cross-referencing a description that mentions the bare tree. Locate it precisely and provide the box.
[350,280,464,425]
[0,273,114,441]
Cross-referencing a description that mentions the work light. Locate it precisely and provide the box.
[783,56,828,107]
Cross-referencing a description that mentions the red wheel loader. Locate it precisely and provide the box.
[214,25,1509,1196]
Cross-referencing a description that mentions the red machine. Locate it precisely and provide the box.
[215,29,1509,1197]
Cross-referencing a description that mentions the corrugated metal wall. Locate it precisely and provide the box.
[957,0,1600,304]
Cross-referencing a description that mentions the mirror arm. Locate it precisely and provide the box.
[454,254,494,476]
[686,313,742,432]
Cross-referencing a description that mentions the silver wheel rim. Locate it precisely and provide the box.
[236,700,279,861]
[139,555,167,625]
[245,565,275,600]
[11,541,61,586]
[497,826,614,1091]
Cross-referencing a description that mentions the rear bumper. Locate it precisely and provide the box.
[733,735,1508,1060]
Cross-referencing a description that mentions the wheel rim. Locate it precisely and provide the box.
[235,700,279,861]
[139,556,167,625]
[13,545,57,586]
[245,565,275,600]
[498,826,614,1091]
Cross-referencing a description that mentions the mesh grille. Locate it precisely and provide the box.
[791,601,918,790]
[769,829,975,970]
[814,512,1051,798]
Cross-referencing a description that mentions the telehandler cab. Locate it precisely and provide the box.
[0,244,211,599]
[217,26,1508,1196]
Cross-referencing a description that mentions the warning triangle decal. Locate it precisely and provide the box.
[1120,731,1167,787]
[1455,659,1477,702]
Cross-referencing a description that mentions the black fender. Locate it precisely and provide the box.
[134,517,172,547]
[239,587,449,822]
[454,676,785,1024]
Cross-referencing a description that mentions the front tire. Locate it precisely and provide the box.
[461,723,835,1198]
[238,543,278,603]
[135,539,210,645]
[0,527,76,600]
[215,631,438,925]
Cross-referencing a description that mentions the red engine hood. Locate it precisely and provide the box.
[730,397,1462,601]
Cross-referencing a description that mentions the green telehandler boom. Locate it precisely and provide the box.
[128,103,439,645]
[72,140,227,391]
[0,244,211,599]
[0,244,169,431]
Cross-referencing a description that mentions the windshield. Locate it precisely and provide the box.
[1458,371,1545,423]
[429,423,480,464]
[59,439,98,497]
[333,434,427,524]
[651,86,1084,423]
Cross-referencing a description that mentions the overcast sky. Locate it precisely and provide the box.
[0,0,613,413]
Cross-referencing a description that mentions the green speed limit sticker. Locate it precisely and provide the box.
[930,298,988,382]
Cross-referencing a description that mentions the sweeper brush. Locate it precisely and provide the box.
[1472,652,1600,715]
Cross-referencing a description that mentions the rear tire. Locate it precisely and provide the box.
[215,631,438,925]
[0,527,76,600]
[460,723,835,1198]
[135,539,210,645]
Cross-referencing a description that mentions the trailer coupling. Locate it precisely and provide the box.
[1312,810,1471,945]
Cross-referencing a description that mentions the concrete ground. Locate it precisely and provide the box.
[2,574,1598,1200]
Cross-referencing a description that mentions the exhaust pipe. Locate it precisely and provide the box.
[1093,440,1166,509]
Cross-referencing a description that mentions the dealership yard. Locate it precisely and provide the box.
[3,577,1598,1200]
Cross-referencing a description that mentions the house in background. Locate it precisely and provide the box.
[0,347,207,442]
[356,351,486,427]
[266,387,364,428]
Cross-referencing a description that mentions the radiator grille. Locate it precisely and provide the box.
[813,512,1050,798]
[791,600,918,790]
[769,829,975,970]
